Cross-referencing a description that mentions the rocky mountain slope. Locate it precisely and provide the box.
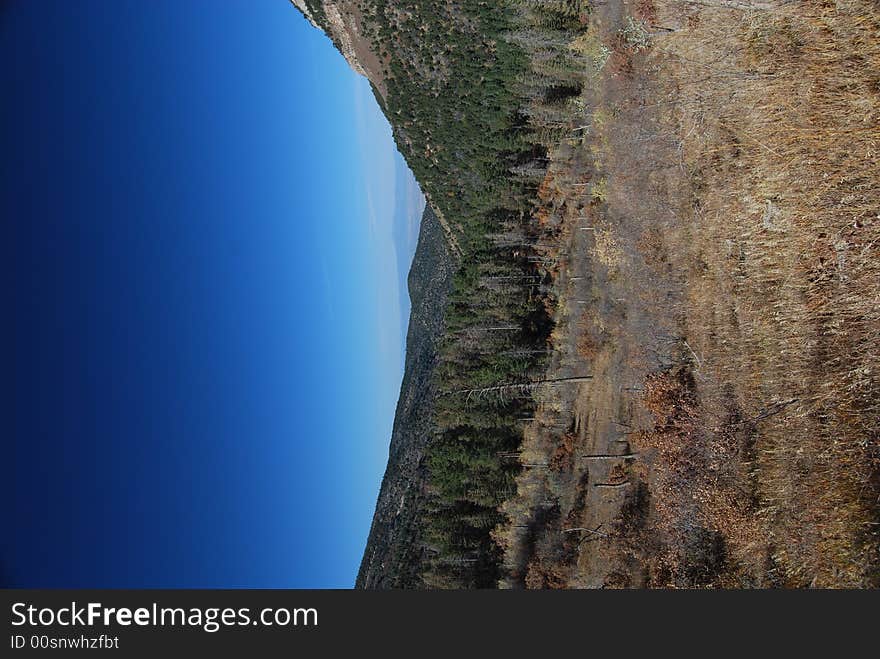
[290,1,388,98]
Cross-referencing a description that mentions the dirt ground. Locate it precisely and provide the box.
[497,0,879,588]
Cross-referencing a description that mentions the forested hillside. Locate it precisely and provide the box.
[298,0,594,588]
[297,0,880,589]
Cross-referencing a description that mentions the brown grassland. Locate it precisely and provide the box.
[495,0,879,588]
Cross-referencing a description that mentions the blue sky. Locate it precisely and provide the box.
[2,0,423,587]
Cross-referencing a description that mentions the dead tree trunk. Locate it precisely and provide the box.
[454,376,593,403]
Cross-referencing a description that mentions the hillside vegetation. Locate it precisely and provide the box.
[299,0,880,588]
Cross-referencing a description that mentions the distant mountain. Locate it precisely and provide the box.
[356,204,455,588]
[391,156,426,357]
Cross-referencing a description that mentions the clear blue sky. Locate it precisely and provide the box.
[2,0,423,587]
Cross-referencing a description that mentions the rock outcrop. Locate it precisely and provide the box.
[290,1,388,99]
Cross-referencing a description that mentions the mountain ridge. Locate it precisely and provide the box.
[356,204,455,588]
[291,0,457,588]
[290,1,388,99]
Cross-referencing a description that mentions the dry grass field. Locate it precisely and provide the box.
[495,0,879,588]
